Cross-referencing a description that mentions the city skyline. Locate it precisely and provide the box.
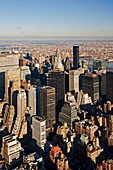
[0,0,113,40]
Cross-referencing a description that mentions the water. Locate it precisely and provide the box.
[85,59,113,72]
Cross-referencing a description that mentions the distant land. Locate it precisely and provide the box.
[0,36,113,41]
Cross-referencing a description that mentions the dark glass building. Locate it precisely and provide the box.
[48,70,65,121]
[106,72,113,103]
[73,46,79,70]
[40,86,56,129]
[82,73,99,102]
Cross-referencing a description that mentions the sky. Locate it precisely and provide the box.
[0,0,113,39]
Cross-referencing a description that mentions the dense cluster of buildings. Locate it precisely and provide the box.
[0,43,113,170]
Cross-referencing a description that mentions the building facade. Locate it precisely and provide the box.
[69,70,79,93]
[73,46,79,70]
[1,134,22,165]
[28,85,40,116]
[106,72,113,103]
[40,86,56,128]
[32,115,46,149]
[48,70,65,119]
[82,73,99,102]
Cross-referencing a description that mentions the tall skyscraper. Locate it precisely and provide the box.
[28,85,40,116]
[12,89,27,138]
[5,68,20,104]
[32,115,46,149]
[53,49,64,71]
[97,72,106,103]
[17,89,26,118]
[106,72,113,103]
[82,73,99,102]
[48,70,65,119]
[69,70,79,93]
[73,46,79,70]
[40,86,56,129]
[59,93,79,129]
[0,72,5,99]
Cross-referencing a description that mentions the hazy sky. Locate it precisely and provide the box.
[0,0,113,38]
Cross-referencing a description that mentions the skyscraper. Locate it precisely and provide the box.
[69,70,79,93]
[97,72,106,103]
[0,53,20,99]
[48,70,65,119]
[82,73,99,102]
[5,68,20,104]
[73,46,79,70]
[40,86,56,129]
[17,89,26,118]
[32,115,46,149]
[12,89,27,138]
[53,49,64,71]
[28,85,40,116]
[0,53,20,72]
[106,72,113,103]
[59,93,79,129]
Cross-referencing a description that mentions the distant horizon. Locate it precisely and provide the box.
[0,35,113,41]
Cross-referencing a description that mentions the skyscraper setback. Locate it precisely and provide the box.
[73,46,79,70]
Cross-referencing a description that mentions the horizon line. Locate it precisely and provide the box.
[0,35,113,41]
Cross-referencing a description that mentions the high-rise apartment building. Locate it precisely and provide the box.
[40,86,56,128]
[82,73,99,102]
[48,70,65,118]
[32,115,46,149]
[28,85,40,116]
[73,46,79,70]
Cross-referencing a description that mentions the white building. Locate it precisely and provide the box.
[1,134,22,165]
[17,89,26,119]
[54,49,64,71]
[32,115,46,149]
[69,70,79,93]
[12,89,27,138]
[20,66,31,80]
[28,85,40,116]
